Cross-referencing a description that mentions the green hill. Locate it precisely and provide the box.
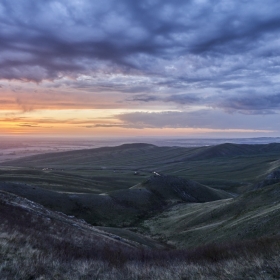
[1,143,280,278]
[142,182,280,248]
[131,175,231,202]
[3,142,280,194]
[0,173,230,227]
[2,188,280,279]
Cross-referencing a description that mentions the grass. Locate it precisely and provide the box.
[1,238,280,279]
[2,143,280,195]
[1,205,280,279]
[1,143,280,247]
[142,182,280,248]
[1,143,280,278]
[0,173,231,228]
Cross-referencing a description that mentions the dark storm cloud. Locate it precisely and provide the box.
[128,95,159,103]
[1,0,280,120]
[165,94,200,104]
[126,91,280,114]
[127,94,200,105]
[217,92,280,114]
[1,0,280,80]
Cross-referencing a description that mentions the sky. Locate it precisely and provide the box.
[1,0,280,138]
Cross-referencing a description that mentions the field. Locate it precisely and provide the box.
[1,141,280,279]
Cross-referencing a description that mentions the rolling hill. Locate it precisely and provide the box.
[142,181,280,248]
[0,173,230,227]
[131,174,230,202]
[5,142,280,167]
[2,142,280,195]
[1,142,280,278]
[0,142,280,245]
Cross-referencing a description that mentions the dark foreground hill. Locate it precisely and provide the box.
[0,190,139,248]
[1,189,280,279]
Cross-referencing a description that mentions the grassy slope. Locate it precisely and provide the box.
[1,143,280,278]
[131,175,231,202]
[1,189,280,279]
[0,182,163,227]
[142,182,280,248]
[0,173,230,227]
[1,142,280,250]
[2,143,280,194]
[0,190,140,248]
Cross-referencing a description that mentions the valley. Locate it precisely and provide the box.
[1,142,280,279]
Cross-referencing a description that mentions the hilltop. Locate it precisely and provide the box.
[5,142,280,167]
[131,174,230,202]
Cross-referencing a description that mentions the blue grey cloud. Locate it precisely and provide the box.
[216,92,280,114]
[115,110,279,132]
[1,0,280,128]
[127,94,200,105]
[1,0,280,80]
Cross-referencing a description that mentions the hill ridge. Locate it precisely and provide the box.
[3,143,280,168]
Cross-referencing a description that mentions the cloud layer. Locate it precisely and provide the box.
[1,0,280,134]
